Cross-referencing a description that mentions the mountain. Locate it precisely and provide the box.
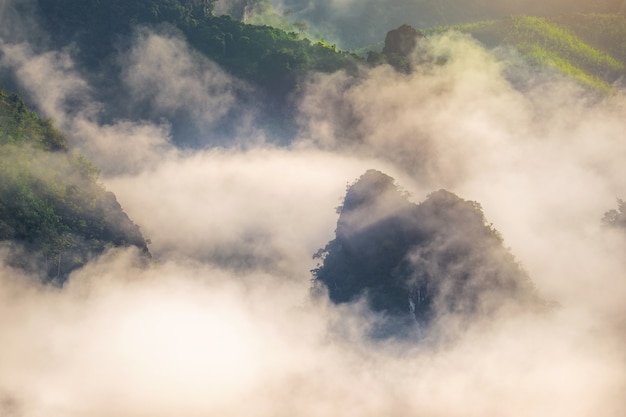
[1,2,624,280]
[279,0,624,50]
[364,24,426,73]
[364,15,626,93]
[33,0,358,88]
[434,14,626,92]
[312,170,543,334]
[3,0,359,144]
[2,1,624,148]
[0,85,149,281]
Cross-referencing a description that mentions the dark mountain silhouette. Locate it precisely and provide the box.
[383,24,424,57]
[313,170,543,333]
[366,24,426,72]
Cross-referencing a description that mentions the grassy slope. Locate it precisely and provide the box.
[430,14,626,92]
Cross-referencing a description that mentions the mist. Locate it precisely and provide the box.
[271,0,625,48]
[1,1,626,416]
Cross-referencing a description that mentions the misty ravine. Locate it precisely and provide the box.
[0,0,626,416]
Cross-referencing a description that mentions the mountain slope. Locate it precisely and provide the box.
[435,14,626,92]
[312,170,543,333]
[34,0,359,88]
[7,0,359,144]
[278,0,623,50]
[0,85,149,281]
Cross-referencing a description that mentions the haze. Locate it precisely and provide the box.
[0,1,625,416]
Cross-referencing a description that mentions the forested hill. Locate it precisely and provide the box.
[12,0,359,143]
[0,85,149,281]
[431,14,626,92]
[3,1,624,146]
[312,170,544,336]
[279,0,622,50]
[35,0,358,89]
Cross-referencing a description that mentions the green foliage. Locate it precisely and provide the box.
[0,87,147,280]
[509,16,623,72]
[523,43,613,92]
[35,0,360,98]
[183,15,359,95]
[29,0,361,140]
[552,14,626,64]
[0,87,68,151]
[433,14,626,92]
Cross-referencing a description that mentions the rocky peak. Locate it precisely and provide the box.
[313,170,544,337]
[383,24,425,57]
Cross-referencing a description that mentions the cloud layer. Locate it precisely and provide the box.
[0,4,626,416]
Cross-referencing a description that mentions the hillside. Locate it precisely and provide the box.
[2,1,624,146]
[434,14,626,92]
[14,0,360,143]
[34,0,358,88]
[278,0,623,50]
[312,170,544,335]
[0,86,149,281]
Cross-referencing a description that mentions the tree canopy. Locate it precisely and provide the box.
[0,86,149,281]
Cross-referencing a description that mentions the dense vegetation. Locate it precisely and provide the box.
[552,13,626,70]
[0,86,148,281]
[433,14,626,92]
[10,1,624,142]
[34,0,359,97]
[312,170,543,335]
[280,0,622,50]
[22,0,360,143]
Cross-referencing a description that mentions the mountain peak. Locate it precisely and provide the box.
[383,24,424,57]
[313,170,543,336]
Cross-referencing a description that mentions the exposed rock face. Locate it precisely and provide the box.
[312,170,542,333]
[383,24,425,57]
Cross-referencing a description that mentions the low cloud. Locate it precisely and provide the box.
[120,29,245,129]
[0,41,95,125]
[0,246,624,417]
[104,146,393,275]
[0,9,625,417]
[0,26,263,176]
[0,38,176,176]
[295,32,626,310]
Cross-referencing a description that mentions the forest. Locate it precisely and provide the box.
[0,85,148,280]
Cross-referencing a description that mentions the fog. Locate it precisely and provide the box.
[219,0,625,49]
[1,2,626,416]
